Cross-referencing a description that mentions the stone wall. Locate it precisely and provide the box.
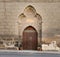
[0,1,60,48]
[0,2,60,38]
[0,0,60,2]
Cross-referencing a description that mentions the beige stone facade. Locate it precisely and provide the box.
[0,0,60,2]
[0,0,60,50]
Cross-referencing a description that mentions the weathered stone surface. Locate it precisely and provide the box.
[0,0,60,2]
[0,2,60,36]
[0,1,60,48]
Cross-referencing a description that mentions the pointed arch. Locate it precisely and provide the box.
[22,26,38,50]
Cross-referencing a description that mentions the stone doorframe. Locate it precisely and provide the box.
[18,5,42,50]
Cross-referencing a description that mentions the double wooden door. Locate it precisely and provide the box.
[23,26,37,50]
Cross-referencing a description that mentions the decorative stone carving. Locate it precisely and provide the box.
[24,5,36,17]
[18,5,42,49]
[19,13,26,19]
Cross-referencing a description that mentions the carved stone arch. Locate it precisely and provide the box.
[18,13,26,19]
[24,5,36,17]
[23,26,38,34]
[18,5,42,51]
[36,13,42,20]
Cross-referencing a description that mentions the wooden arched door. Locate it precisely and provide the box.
[22,26,38,50]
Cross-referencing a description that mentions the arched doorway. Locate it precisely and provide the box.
[22,26,38,50]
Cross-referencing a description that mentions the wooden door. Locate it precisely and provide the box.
[23,26,37,50]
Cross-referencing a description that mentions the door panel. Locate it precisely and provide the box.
[23,26,37,50]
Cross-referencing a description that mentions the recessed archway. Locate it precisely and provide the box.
[22,26,38,50]
[18,5,42,50]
